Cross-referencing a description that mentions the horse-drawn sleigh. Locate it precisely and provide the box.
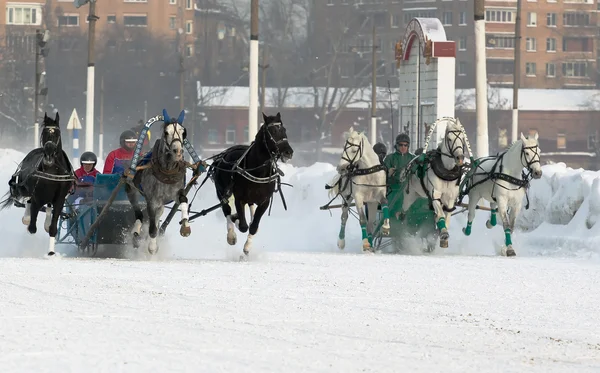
[321,116,543,257]
[2,110,293,260]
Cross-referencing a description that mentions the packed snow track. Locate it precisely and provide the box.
[0,253,599,372]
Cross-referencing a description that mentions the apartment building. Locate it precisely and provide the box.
[314,0,598,89]
[0,0,196,58]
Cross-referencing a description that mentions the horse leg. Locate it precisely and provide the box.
[399,184,419,221]
[337,198,351,250]
[430,192,449,248]
[44,203,52,233]
[178,188,191,237]
[505,201,521,257]
[27,200,41,234]
[486,201,498,229]
[47,198,65,256]
[463,195,480,236]
[249,204,256,224]
[125,184,144,249]
[355,199,373,253]
[379,197,390,236]
[219,193,237,246]
[234,198,248,233]
[242,200,269,258]
[496,198,514,257]
[147,202,162,255]
[22,199,31,226]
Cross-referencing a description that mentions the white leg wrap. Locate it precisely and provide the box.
[44,209,52,233]
[22,203,31,225]
[180,202,190,227]
[48,236,56,254]
[132,219,142,235]
[226,215,237,245]
[243,234,254,254]
[249,205,256,224]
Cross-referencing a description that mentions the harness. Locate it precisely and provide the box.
[458,142,541,210]
[322,136,387,210]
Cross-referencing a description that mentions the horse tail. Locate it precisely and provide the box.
[0,191,15,211]
[327,173,341,199]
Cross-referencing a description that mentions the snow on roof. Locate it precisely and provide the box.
[456,88,600,111]
[414,18,447,42]
[197,84,600,112]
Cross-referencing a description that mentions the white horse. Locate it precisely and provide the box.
[461,132,542,256]
[327,128,390,253]
[399,118,469,249]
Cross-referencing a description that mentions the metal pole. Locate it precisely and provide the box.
[144,100,147,120]
[85,0,98,153]
[248,0,259,142]
[414,45,421,153]
[474,0,489,157]
[34,29,41,148]
[99,75,104,159]
[512,0,522,143]
[260,44,269,115]
[370,16,377,145]
[179,0,185,113]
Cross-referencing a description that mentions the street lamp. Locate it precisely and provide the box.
[33,29,50,147]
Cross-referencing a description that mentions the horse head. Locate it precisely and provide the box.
[41,112,62,165]
[337,127,374,172]
[520,132,542,179]
[258,112,294,162]
[161,109,187,162]
[442,119,467,166]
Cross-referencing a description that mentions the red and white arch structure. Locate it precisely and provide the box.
[396,18,456,152]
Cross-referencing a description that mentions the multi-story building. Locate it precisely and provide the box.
[485,0,597,89]
[313,0,598,89]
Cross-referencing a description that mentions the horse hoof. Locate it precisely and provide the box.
[439,239,448,248]
[47,251,55,256]
[132,233,141,249]
[148,243,158,255]
[180,226,191,237]
[239,254,248,262]
[382,226,390,236]
[440,231,449,241]
[486,220,493,229]
[22,216,30,225]
[501,246,516,257]
[27,226,37,235]
[227,232,237,245]
[337,239,345,250]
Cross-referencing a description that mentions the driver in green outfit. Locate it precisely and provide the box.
[384,133,414,219]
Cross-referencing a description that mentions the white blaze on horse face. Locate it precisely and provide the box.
[165,123,185,161]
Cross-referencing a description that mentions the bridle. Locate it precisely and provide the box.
[162,121,186,153]
[340,136,363,170]
[439,128,466,161]
[261,121,289,158]
[521,141,541,175]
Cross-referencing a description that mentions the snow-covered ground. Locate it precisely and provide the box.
[1,148,599,372]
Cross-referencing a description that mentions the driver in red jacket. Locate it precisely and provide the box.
[103,130,137,175]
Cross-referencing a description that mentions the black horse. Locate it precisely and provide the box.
[1,112,75,256]
[210,112,294,259]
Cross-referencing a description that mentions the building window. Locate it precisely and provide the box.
[458,36,466,51]
[6,4,42,25]
[458,61,467,76]
[557,133,566,149]
[546,63,556,77]
[527,12,537,26]
[526,37,536,51]
[546,13,557,27]
[186,0,192,9]
[208,129,218,144]
[170,0,176,4]
[526,62,536,76]
[485,10,515,23]
[562,61,588,77]
[186,20,193,34]
[487,59,514,75]
[442,12,452,25]
[58,15,79,27]
[546,38,556,52]
[123,15,147,27]
[486,34,515,49]
[588,132,597,150]
[391,15,400,28]
[459,12,466,25]
[226,126,236,144]
[185,44,193,57]
[562,37,591,52]
[563,12,590,27]
[107,15,116,23]
[169,16,176,29]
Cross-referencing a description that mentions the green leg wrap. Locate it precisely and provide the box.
[368,234,373,247]
[361,225,368,240]
[381,204,390,220]
[437,218,446,231]
[464,221,472,236]
[338,225,345,240]
[490,209,497,226]
[504,228,512,246]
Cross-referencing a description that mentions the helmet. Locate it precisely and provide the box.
[120,129,137,148]
[395,133,410,145]
[80,151,97,167]
[373,142,387,156]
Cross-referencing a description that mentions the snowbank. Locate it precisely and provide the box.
[0,148,599,260]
